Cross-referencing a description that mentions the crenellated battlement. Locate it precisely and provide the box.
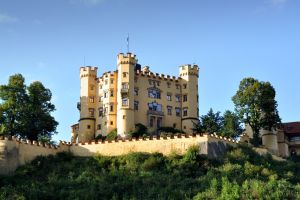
[135,69,182,82]
[80,66,98,78]
[117,53,137,66]
[70,133,239,145]
[179,64,199,77]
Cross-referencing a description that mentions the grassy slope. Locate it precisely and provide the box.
[1,145,300,200]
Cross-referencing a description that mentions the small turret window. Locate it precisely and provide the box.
[183,108,188,117]
[183,94,188,102]
[98,107,103,117]
[123,72,127,78]
[175,107,181,117]
[167,106,172,115]
[122,98,128,106]
[175,94,181,102]
[89,108,95,117]
[183,84,187,89]
[134,101,139,110]
[167,93,172,101]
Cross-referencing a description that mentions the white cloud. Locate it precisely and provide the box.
[70,0,106,6]
[0,13,18,23]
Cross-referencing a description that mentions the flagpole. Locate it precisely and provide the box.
[127,33,129,53]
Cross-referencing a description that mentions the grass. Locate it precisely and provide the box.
[1,145,300,200]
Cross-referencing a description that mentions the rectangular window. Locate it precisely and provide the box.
[183,84,187,89]
[99,96,103,102]
[87,125,91,129]
[89,108,95,117]
[104,92,108,98]
[123,72,127,78]
[150,117,154,127]
[175,107,181,117]
[98,107,103,117]
[110,79,114,84]
[134,88,139,96]
[176,84,180,89]
[183,107,188,116]
[110,90,114,97]
[97,124,101,130]
[89,96,94,103]
[148,102,162,112]
[183,94,188,102]
[110,121,113,125]
[167,93,172,101]
[148,88,161,99]
[122,98,128,106]
[122,83,128,89]
[167,82,171,88]
[104,107,108,115]
[167,106,172,115]
[175,95,181,102]
[134,101,139,110]
[110,104,113,112]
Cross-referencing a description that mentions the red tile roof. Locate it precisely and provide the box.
[283,122,300,134]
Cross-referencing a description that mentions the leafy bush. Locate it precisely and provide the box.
[106,129,117,141]
[128,123,148,138]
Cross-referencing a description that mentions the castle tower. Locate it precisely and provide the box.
[116,53,137,137]
[179,65,199,133]
[261,129,279,155]
[78,66,98,142]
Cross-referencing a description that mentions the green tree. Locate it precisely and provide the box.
[21,81,58,141]
[232,77,280,146]
[0,75,58,141]
[221,110,243,139]
[0,74,27,136]
[201,108,223,134]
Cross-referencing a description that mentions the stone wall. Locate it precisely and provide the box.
[0,137,68,175]
[0,134,238,175]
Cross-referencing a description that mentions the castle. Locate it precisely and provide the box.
[71,53,199,142]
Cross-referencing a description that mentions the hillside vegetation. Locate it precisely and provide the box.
[1,145,300,200]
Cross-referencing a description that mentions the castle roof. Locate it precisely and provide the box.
[283,122,300,135]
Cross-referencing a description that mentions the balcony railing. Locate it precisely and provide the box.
[147,110,164,116]
[121,88,129,93]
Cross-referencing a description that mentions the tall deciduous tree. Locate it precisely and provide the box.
[22,81,58,141]
[221,110,243,139]
[0,74,58,141]
[232,77,280,146]
[0,74,27,136]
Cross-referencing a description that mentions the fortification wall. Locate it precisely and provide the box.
[0,134,238,175]
[70,134,238,158]
[0,137,68,175]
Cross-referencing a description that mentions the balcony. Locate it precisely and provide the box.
[121,88,129,94]
[147,110,164,116]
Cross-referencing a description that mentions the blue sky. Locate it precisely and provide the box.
[0,0,299,142]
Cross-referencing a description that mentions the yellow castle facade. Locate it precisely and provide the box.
[71,53,199,142]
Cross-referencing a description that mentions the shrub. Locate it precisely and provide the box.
[106,129,117,141]
[128,123,148,138]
